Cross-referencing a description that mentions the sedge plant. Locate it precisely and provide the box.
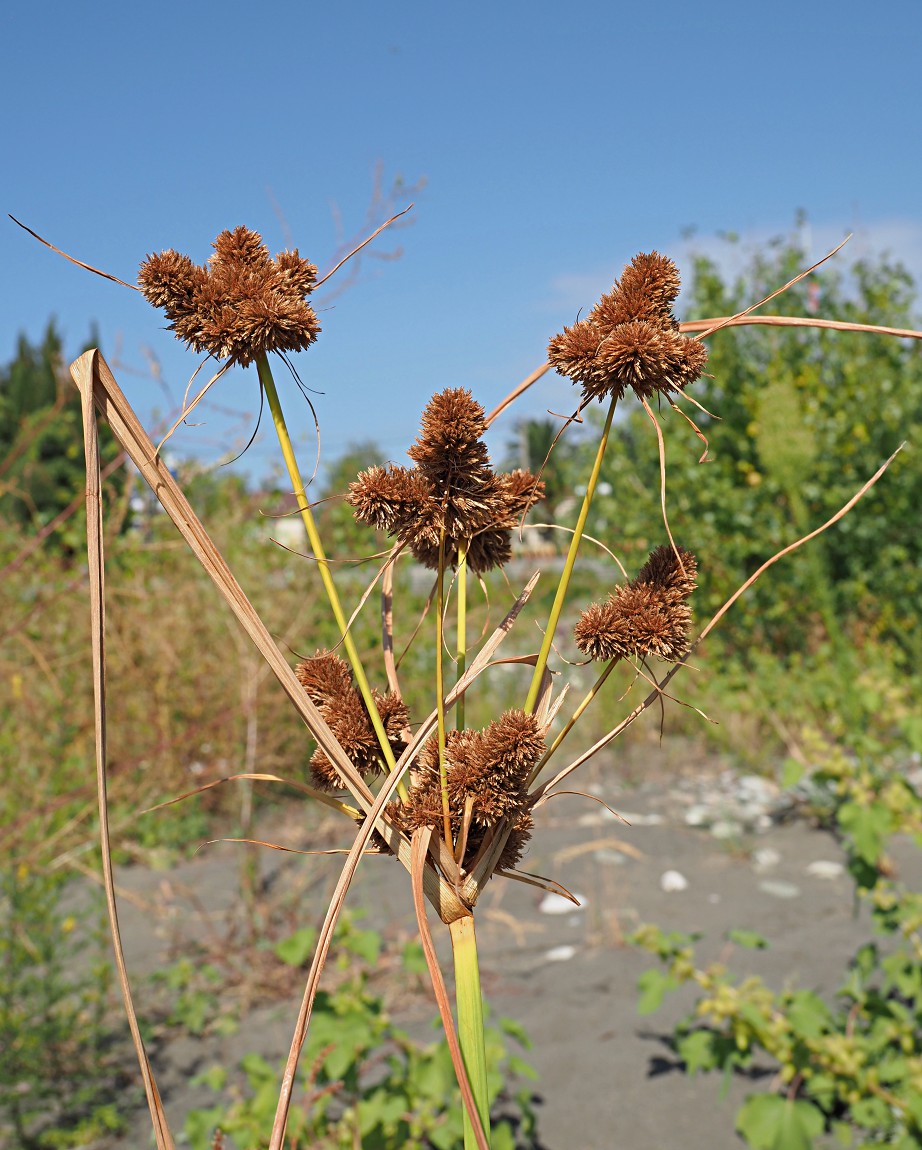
[35,213,920,1149]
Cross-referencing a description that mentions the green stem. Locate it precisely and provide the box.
[256,354,404,794]
[529,657,619,785]
[524,394,618,712]
[456,542,468,730]
[435,527,453,848]
[450,915,490,1149]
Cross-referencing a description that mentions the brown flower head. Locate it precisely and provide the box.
[548,252,707,405]
[138,226,320,367]
[636,544,698,603]
[574,545,697,663]
[397,710,544,870]
[295,651,408,790]
[347,389,544,574]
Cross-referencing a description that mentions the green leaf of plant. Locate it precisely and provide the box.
[736,1095,824,1150]
[831,1119,853,1147]
[401,939,427,974]
[786,990,833,1038]
[499,1015,533,1048]
[728,928,769,950]
[903,1087,922,1128]
[851,1095,892,1130]
[240,1051,275,1086]
[678,1029,720,1074]
[636,968,673,1015]
[838,802,891,866]
[273,926,317,968]
[781,759,805,789]
[190,1064,227,1092]
[346,927,382,965]
[492,1121,516,1150]
[358,1087,406,1135]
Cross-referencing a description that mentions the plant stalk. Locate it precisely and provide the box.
[529,656,619,785]
[457,541,468,730]
[450,914,490,1149]
[256,354,405,795]
[524,394,618,712]
[435,527,453,848]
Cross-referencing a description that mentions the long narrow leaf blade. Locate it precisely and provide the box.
[74,354,175,1150]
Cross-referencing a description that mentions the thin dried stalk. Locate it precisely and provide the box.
[74,359,174,1150]
[313,203,414,289]
[485,362,552,427]
[680,315,922,340]
[484,318,922,424]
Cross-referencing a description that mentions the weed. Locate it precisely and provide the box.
[185,918,537,1150]
[632,738,922,1148]
[0,866,124,1148]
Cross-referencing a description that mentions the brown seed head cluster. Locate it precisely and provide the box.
[394,710,544,871]
[295,651,408,790]
[574,545,698,663]
[547,252,707,404]
[347,388,544,574]
[138,226,321,366]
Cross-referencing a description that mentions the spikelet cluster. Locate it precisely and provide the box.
[574,545,698,663]
[296,651,408,790]
[138,226,320,366]
[394,710,545,871]
[548,252,707,404]
[347,388,544,574]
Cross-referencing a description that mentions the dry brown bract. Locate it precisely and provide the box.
[347,388,544,574]
[138,226,321,367]
[574,545,698,663]
[547,252,708,404]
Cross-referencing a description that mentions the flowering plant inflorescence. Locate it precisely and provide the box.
[62,219,906,1150]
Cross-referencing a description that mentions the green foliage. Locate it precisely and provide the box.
[146,957,235,1038]
[0,865,124,1149]
[0,323,125,549]
[186,917,538,1150]
[632,738,922,1149]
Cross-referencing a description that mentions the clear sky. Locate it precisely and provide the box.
[4,0,921,481]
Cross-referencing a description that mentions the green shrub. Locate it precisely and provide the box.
[186,916,538,1150]
[0,866,124,1149]
[632,737,922,1149]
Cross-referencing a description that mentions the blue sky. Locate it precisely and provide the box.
[4,1,921,482]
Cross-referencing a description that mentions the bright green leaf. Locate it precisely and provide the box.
[273,926,317,968]
[678,1029,720,1074]
[728,928,769,950]
[636,968,673,1015]
[736,1095,824,1150]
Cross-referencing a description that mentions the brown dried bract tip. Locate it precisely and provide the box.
[396,710,544,871]
[295,651,408,790]
[547,252,707,404]
[347,388,544,574]
[574,546,697,663]
[138,226,320,367]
